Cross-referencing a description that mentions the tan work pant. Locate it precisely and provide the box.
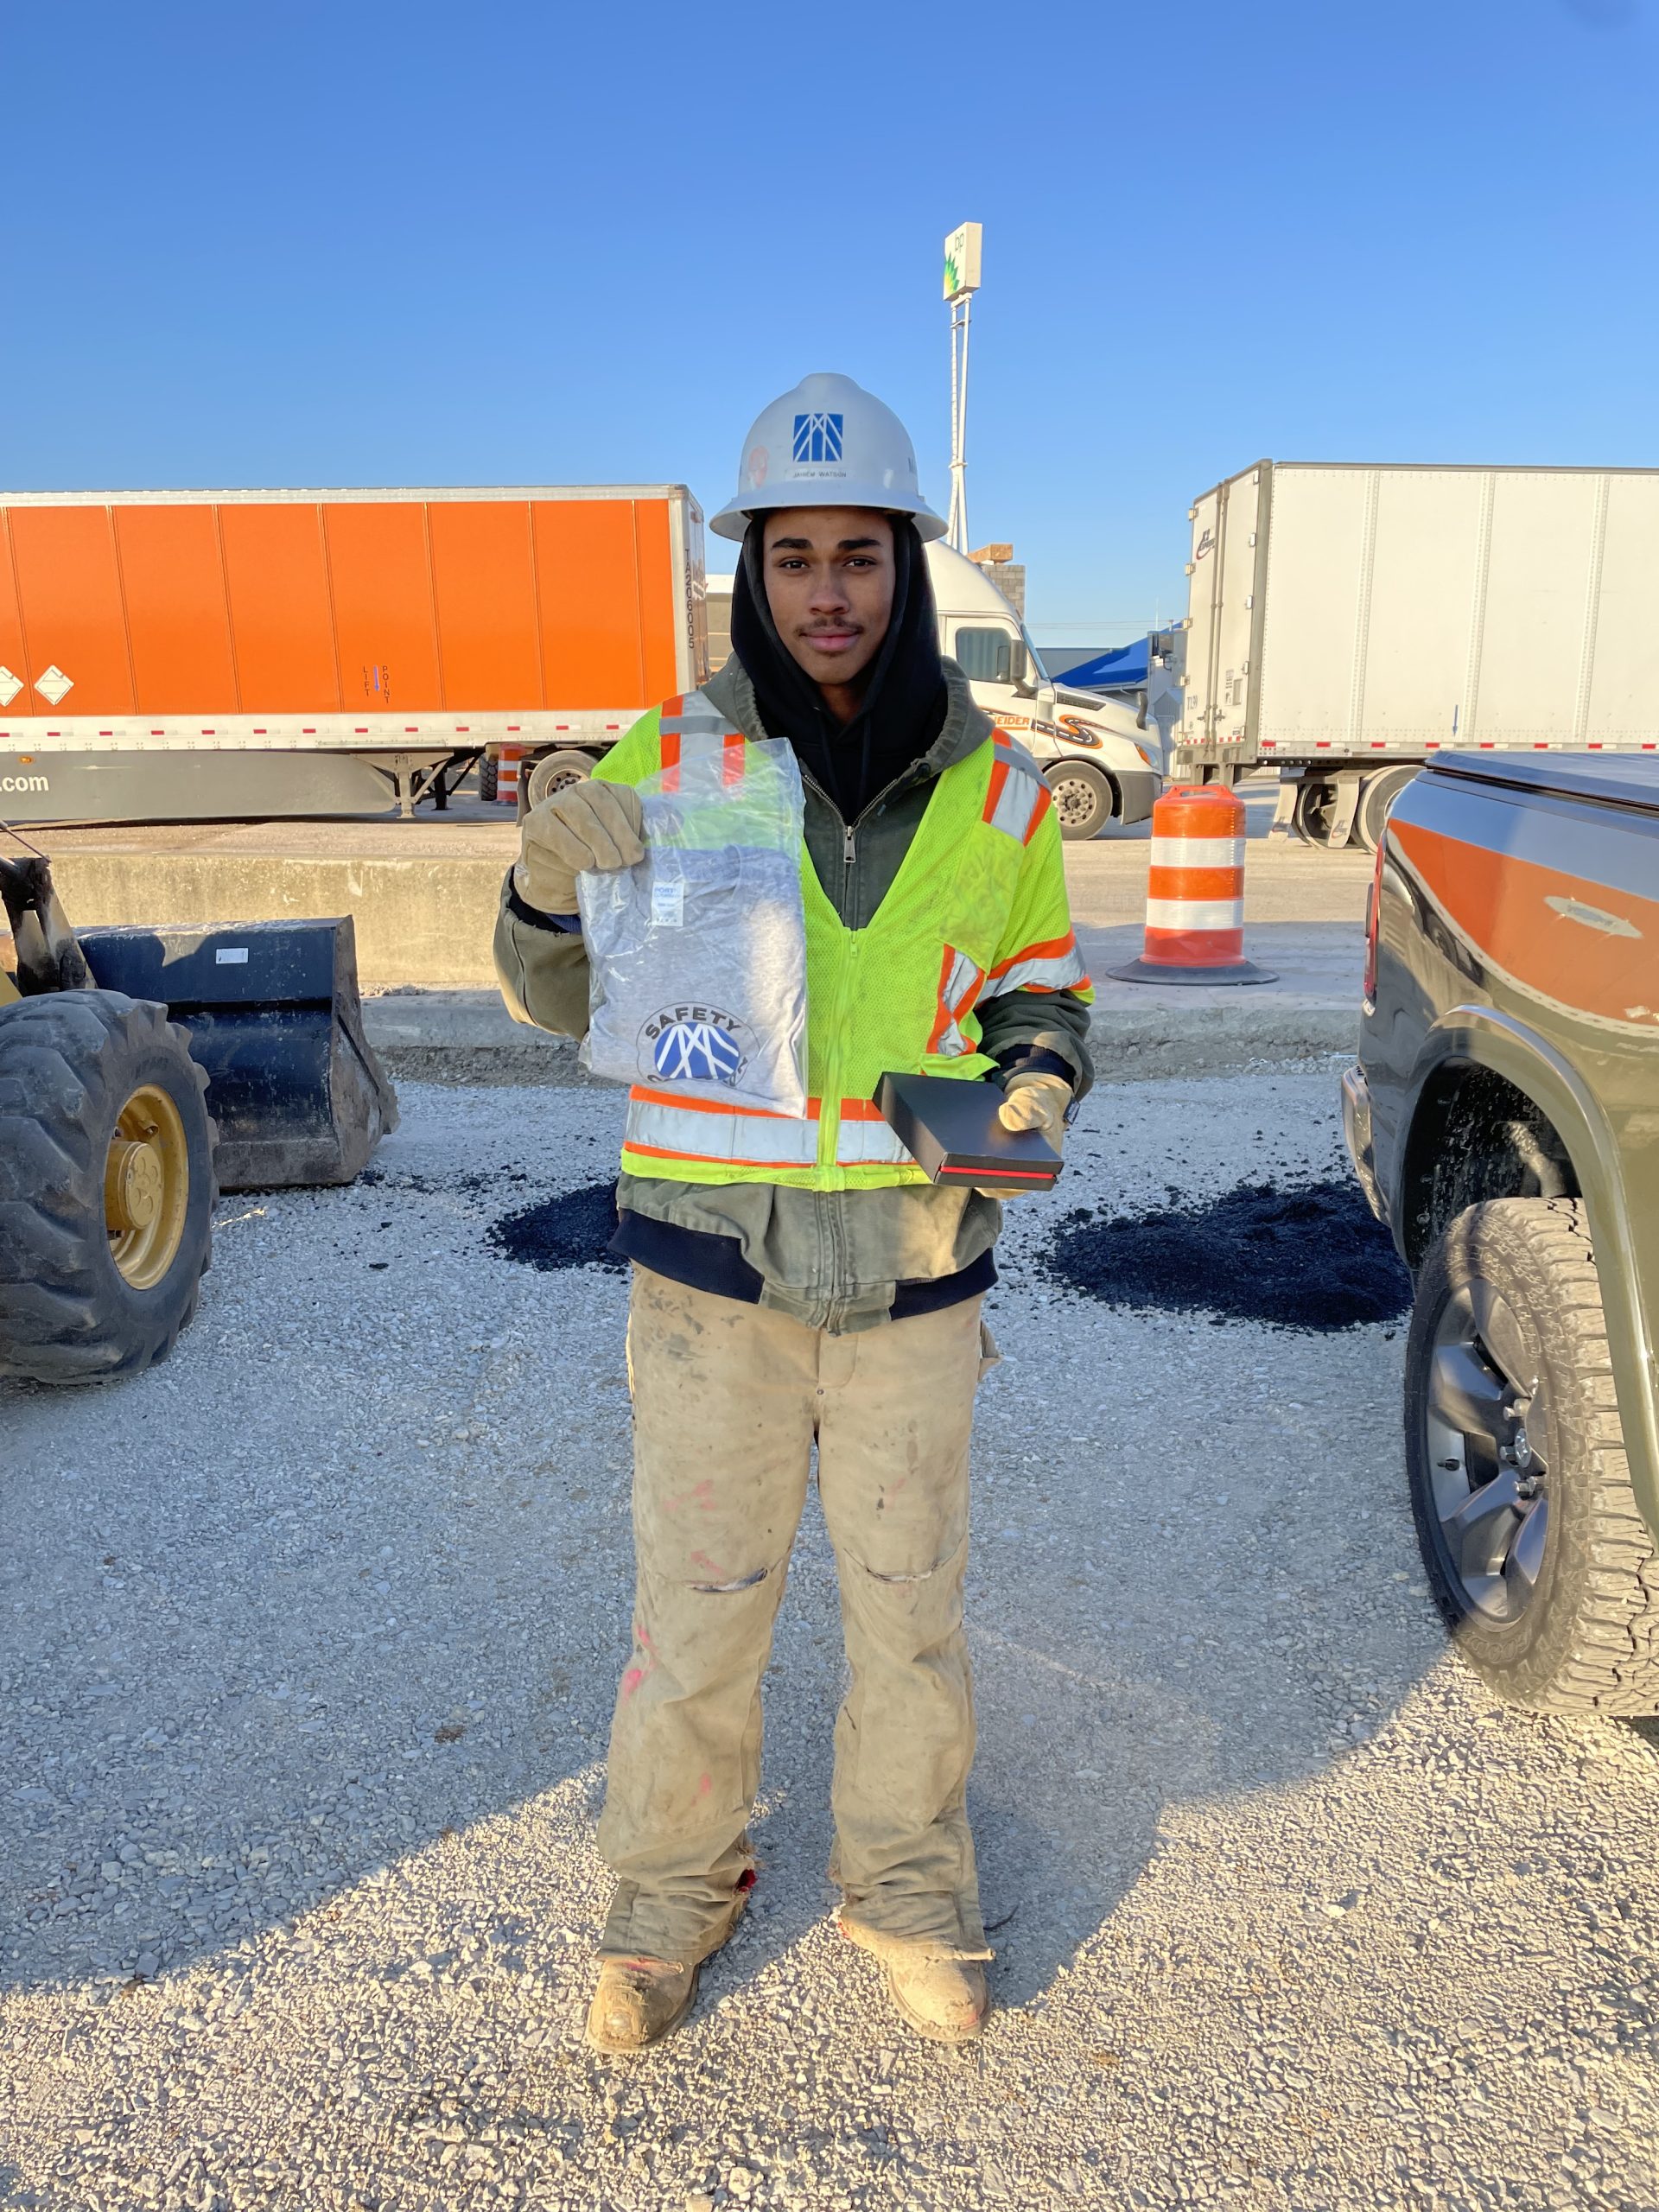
[595,1264,993,1967]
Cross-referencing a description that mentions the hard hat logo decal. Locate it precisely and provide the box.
[792,412,843,465]
[747,446,769,487]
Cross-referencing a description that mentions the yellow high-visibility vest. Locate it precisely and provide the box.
[594,690,1090,1191]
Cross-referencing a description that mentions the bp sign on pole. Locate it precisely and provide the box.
[943,221,982,302]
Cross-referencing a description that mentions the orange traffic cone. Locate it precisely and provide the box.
[1109,784,1275,985]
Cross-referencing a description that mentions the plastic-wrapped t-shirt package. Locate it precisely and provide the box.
[577,739,809,1116]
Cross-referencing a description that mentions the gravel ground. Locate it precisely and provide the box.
[3,1066,1657,2212]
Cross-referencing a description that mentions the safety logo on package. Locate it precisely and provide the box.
[641,1004,753,1085]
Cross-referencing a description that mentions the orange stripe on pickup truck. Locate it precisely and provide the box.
[1392,818,1659,1028]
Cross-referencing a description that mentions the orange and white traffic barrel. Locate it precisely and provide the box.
[496,745,524,807]
[1109,783,1275,986]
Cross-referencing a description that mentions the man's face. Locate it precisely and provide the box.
[761,509,895,693]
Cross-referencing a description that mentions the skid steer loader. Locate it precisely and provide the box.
[0,854,216,1385]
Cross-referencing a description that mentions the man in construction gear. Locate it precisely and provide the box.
[495,372,1092,2051]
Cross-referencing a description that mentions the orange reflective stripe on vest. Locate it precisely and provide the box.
[983,928,1090,996]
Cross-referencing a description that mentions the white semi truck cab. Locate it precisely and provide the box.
[923,542,1161,838]
[703,545,1161,841]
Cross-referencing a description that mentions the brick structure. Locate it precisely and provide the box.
[968,543,1026,618]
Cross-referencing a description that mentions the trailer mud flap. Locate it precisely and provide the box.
[75,916,398,1190]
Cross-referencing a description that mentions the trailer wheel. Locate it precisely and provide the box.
[524,750,601,814]
[1405,1196,1659,1715]
[1044,760,1116,841]
[1291,778,1342,846]
[477,753,499,804]
[0,993,217,1386]
[1356,766,1418,853]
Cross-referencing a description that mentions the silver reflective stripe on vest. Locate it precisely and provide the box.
[984,741,1052,844]
[930,946,987,1058]
[658,689,731,738]
[835,1109,915,1167]
[626,1088,821,1168]
[658,690,747,790]
[625,1090,919,1172]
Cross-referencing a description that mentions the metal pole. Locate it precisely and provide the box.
[947,307,960,547]
[959,292,971,550]
[948,294,972,553]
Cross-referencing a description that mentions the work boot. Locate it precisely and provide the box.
[584,1955,699,2053]
[881,1951,989,2044]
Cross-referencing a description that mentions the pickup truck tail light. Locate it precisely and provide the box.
[1363,835,1387,1007]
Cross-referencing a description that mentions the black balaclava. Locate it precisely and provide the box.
[729,513,949,824]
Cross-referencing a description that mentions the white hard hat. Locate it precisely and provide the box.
[709,372,947,543]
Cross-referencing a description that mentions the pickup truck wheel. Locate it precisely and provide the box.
[1044,760,1115,840]
[1405,1196,1659,1714]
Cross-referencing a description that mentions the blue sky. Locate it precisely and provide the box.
[6,0,1656,645]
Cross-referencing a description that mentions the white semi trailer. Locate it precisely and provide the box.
[1172,461,1659,849]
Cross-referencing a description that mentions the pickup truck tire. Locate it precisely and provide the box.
[0,993,217,1386]
[1405,1196,1659,1715]
[1044,760,1115,840]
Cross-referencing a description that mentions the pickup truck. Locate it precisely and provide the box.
[1344,752,1659,1713]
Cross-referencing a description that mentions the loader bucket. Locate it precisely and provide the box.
[74,916,398,1190]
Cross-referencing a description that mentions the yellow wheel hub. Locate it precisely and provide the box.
[105,1084,189,1289]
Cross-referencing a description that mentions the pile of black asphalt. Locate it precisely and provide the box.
[1041,1175,1412,1334]
[488,1182,625,1274]
[487,1171,1412,1335]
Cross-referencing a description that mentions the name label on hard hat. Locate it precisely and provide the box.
[215,947,250,964]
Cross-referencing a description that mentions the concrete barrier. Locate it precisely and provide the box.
[35,851,1363,1083]
[48,853,506,991]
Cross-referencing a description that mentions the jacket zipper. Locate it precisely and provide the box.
[802,766,920,918]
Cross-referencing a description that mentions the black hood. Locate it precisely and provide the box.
[729,516,949,824]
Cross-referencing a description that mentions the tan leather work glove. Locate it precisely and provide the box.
[979,1071,1071,1198]
[514,779,645,916]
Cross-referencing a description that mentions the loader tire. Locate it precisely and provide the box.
[1405,1196,1659,1715]
[0,992,217,1386]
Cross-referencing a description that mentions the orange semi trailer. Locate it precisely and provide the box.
[0,485,708,823]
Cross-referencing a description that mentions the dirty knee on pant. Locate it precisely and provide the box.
[597,1269,989,1965]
